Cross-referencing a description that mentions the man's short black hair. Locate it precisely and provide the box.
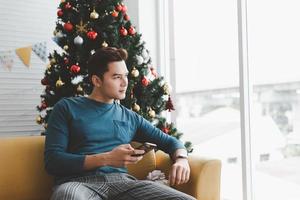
[87,47,128,80]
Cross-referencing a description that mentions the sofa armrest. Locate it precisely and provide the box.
[155,151,221,200]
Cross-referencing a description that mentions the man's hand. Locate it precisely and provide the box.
[105,144,145,167]
[169,158,190,186]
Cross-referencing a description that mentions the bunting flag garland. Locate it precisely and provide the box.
[52,37,59,46]
[32,42,47,62]
[0,41,48,69]
[15,46,32,67]
[0,50,14,71]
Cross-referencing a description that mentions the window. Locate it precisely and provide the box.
[167,0,300,199]
[248,0,300,199]
[171,0,242,199]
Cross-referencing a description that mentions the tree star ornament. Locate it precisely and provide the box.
[76,20,88,34]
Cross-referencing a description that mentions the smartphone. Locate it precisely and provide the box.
[132,142,157,157]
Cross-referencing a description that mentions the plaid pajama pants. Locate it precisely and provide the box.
[50,173,196,200]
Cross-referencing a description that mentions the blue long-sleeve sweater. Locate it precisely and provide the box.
[44,97,184,181]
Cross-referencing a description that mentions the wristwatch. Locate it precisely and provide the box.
[175,153,188,160]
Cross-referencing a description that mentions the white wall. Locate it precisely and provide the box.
[125,0,160,72]
[0,0,161,136]
[0,0,59,136]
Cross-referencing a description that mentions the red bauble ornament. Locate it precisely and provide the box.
[128,26,136,35]
[124,14,130,21]
[64,2,72,9]
[45,85,51,92]
[111,10,119,17]
[141,76,149,86]
[162,127,170,134]
[150,67,158,77]
[41,101,47,109]
[64,22,73,32]
[70,64,80,73]
[64,57,69,64]
[87,31,98,40]
[119,27,128,36]
[57,9,63,17]
[115,4,123,12]
[41,78,49,85]
[122,5,127,13]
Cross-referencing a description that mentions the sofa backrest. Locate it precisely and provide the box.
[0,136,157,200]
[0,136,53,200]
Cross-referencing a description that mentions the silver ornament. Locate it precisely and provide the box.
[136,55,144,65]
[74,35,84,45]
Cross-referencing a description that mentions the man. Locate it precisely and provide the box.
[45,47,195,200]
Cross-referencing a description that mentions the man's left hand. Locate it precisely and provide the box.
[169,158,190,186]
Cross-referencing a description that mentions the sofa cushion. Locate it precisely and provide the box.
[127,142,156,179]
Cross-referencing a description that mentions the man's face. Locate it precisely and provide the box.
[96,60,128,101]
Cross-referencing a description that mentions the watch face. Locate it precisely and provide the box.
[177,154,188,159]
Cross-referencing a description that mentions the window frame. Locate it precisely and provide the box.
[157,0,254,200]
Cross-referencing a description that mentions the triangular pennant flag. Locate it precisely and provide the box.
[32,41,47,62]
[0,50,14,71]
[52,36,59,45]
[16,46,32,67]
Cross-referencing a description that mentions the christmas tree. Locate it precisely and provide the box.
[36,0,192,152]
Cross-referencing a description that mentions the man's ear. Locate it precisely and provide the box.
[91,75,102,87]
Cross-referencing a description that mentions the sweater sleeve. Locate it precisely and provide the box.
[44,99,85,176]
[132,113,185,155]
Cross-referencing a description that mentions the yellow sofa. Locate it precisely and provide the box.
[0,136,221,200]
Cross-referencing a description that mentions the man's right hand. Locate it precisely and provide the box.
[83,144,144,170]
[105,144,145,167]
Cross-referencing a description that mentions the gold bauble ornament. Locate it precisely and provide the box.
[102,41,108,47]
[90,9,99,19]
[63,45,69,50]
[56,77,65,87]
[77,85,83,92]
[148,109,156,118]
[163,84,170,95]
[36,116,42,124]
[50,58,56,65]
[53,30,58,36]
[46,63,51,69]
[131,67,139,78]
[43,123,48,129]
[132,103,140,112]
